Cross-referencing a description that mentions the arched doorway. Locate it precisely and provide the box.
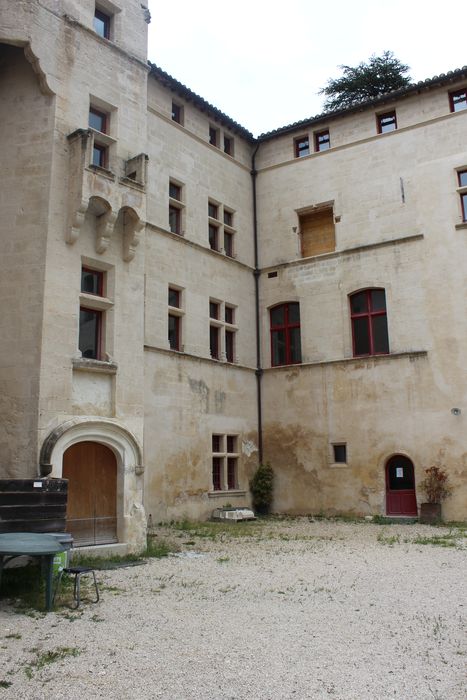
[63,441,117,546]
[385,455,417,516]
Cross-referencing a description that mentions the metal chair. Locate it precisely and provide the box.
[54,566,100,609]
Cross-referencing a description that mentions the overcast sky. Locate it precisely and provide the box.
[147,0,466,136]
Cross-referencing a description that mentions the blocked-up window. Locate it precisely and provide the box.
[299,207,335,257]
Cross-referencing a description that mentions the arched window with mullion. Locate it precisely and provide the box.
[350,288,389,357]
[270,302,302,367]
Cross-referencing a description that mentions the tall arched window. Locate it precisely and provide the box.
[270,302,302,366]
[349,288,389,356]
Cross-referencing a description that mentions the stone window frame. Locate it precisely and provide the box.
[168,285,184,352]
[294,134,310,158]
[209,299,238,363]
[169,178,185,235]
[349,288,389,357]
[376,110,397,134]
[211,434,240,492]
[269,302,302,367]
[330,443,348,468]
[79,264,114,361]
[208,199,236,257]
[314,129,330,152]
[449,87,467,113]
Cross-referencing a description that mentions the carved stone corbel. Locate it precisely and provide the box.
[66,198,89,244]
[123,214,144,262]
[96,209,117,254]
[66,129,92,245]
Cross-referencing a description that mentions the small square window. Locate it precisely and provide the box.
[333,444,347,464]
[224,136,234,156]
[377,111,397,134]
[315,130,330,152]
[168,287,180,308]
[209,126,219,147]
[94,9,111,39]
[169,181,181,201]
[450,88,467,113]
[81,268,103,296]
[294,135,310,158]
[172,101,183,124]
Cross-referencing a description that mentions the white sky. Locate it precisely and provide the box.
[147,0,467,136]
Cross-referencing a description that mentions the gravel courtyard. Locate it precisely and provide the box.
[1,518,466,700]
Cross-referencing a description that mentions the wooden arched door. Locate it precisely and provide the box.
[63,441,117,546]
[385,455,417,516]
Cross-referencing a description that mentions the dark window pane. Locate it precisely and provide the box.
[372,315,389,354]
[350,292,368,314]
[224,232,234,258]
[388,458,415,490]
[225,306,234,324]
[81,269,102,295]
[168,288,180,307]
[462,193,467,221]
[212,435,221,452]
[172,102,182,123]
[288,302,300,324]
[210,325,219,358]
[271,329,286,366]
[224,137,233,155]
[224,210,233,227]
[169,182,181,200]
[270,306,285,327]
[92,144,106,168]
[379,112,396,133]
[212,457,222,490]
[168,315,179,350]
[227,436,236,453]
[289,327,301,363]
[353,317,370,355]
[209,302,219,319]
[89,109,106,133]
[225,330,234,363]
[333,444,347,463]
[458,171,467,187]
[227,458,236,489]
[79,308,101,359]
[93,11,110,38]
[208,202,218,219]
[169,206,180,234]
[370,289,386,312]
[209,224,218,250]
[209,127,218,146]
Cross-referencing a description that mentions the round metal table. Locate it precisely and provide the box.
[0,532,66,611]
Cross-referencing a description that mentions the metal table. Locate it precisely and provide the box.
[0,532,66,611]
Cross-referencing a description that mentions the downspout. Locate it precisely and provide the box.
[251,142,263,463]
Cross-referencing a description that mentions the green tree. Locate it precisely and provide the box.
[319,51,411,112]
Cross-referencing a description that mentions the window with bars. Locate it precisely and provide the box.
[349,289,389,357]
[211,434,239,491]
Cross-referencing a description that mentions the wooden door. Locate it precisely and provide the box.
[63,441,117,546]
[386,455,417,516]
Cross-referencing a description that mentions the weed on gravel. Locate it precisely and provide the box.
[24,646,81,679]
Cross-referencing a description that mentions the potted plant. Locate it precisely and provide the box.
[418,466,452,524]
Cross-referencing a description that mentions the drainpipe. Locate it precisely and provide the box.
[251,142,263,464]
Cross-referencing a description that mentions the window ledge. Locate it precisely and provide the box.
[455,222,467,230]
[85,164,116,181]
[120,176,145,191]
[79,293,114,310]
[265,350,428,371]
[72,358,118,374]
[208,490,247,498]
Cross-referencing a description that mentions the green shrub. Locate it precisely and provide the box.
[250,463,274,514]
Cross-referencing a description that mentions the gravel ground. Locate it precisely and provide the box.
[0,519,466,700]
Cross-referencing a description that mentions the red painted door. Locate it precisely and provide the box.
[63,441,117,546]
[386,455,417,516]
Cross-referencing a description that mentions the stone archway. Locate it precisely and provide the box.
[39,418,146,549]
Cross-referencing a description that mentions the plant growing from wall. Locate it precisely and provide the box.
[419,466,452,504]
[250,463,274,514]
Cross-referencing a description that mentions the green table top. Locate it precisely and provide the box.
[0,532,65,556]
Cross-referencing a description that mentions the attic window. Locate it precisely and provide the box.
[172,101,183,124]
[450,88,467,113]
[294,135,310,158]
[209,126,220,147]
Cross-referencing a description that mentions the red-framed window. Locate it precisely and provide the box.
[350,288,389,357]
[79,307,102,360]
[294,135,310,158]
[449,88,467,113]
[270,302,301,367]
[93,9,111,39]
[212,457,222,491]
[81,267,104,296]
[377,111,397,134]
[458,170,467,221]
[315,130,330,152]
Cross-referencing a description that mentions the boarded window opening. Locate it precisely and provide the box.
[299,208,335,257]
